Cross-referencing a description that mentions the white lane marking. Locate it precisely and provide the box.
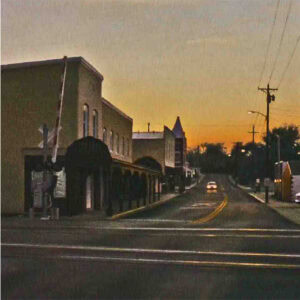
[98,227,300,233]
[180,207,213,210]
[2,231,300,238]
[119,219,186,223]
[8,254,299,270]
[192,203,217,206]
[3,226,300,234]
[3,243,300,259]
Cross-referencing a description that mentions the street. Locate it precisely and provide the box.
[2,174,300,299]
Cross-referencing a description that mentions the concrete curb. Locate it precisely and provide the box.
[228,176,300,226]
[248,193,265,204]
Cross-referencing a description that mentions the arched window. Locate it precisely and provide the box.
[83,104,89,137]
[110,130,114,151]
[103,127,107,144]
[127,138,130,156]
[116,133,119,154]
[93,110,98,138]
[122,137,125,156]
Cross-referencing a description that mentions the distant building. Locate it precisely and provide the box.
[132,126,175,192]
[172,116,187,191]
[2,57,160,216]
[172,116,187,171]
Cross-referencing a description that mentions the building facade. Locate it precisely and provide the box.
[2,57,161,216]
[172,116,187,191]
[132,126,175,192]
[102,98,132,163]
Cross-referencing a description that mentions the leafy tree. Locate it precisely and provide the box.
[197,143,229,173]
[266,125,300,164]
[230,142,265,185]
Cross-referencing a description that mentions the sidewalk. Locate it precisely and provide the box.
[249,191,300,226]
[2,175,205,229]
[229,176,300,226]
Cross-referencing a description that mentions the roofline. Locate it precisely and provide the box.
[132,138,164,140]
[102,97,133,122]
[1,56,104,81]
[164,126,176,137]
[133,131,163,134]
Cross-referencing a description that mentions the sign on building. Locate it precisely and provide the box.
[31,171,43,208]
[54,167,66,198]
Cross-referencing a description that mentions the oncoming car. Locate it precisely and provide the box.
[206,181,217,190]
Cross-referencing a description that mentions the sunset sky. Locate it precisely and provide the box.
[2,0,300,151]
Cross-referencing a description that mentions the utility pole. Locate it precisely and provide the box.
[258,84,278,203]
[147,122,150,132]
[248,125,259,144]
[233,142,242,184]
[276,134,280,162]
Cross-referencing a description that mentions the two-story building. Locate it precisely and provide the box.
[2,57,161,216]
[132,126,176,192]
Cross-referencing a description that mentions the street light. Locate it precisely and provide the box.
[248,110,267,119]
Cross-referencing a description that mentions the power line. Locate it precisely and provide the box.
[277,35,300,88]
[258,0,281,87]
[269,0,293,84]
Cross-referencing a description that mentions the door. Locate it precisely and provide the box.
[86,175,94,210]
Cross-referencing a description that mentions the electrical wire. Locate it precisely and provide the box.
[269,0,293,84]
[258,0,281,88]
[277,35,300,88]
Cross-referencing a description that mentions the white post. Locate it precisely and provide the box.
[52,56,68,163]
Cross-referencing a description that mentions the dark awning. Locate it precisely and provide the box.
[134,156,162,172]
[65,136,112,170]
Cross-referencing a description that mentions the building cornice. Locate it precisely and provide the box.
[102,97,133,122]
[1,56,104,81]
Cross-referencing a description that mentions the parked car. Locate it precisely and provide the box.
[295,192,300,204]
[206,181,217,190]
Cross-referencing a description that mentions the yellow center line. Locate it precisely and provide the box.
[191,195,228,225]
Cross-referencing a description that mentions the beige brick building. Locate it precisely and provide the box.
[2,57,158,215]
[132,126,175,191]
[102,98,132,163]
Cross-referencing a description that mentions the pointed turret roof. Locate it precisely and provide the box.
[172,116,185,138]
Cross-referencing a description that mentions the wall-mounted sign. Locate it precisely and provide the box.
[54,167,66,198]
[31,171,43,208]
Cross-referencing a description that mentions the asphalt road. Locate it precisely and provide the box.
[2,174,300,299]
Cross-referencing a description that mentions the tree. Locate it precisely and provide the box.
[266,125,300,163]
[230,142,265,185]
[199,143,229,173]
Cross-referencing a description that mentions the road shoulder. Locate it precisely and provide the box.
[229,176,300,226]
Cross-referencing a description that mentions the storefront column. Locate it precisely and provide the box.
[152,176,156,202]
[106,170,113,216]
[158,177,161,200]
